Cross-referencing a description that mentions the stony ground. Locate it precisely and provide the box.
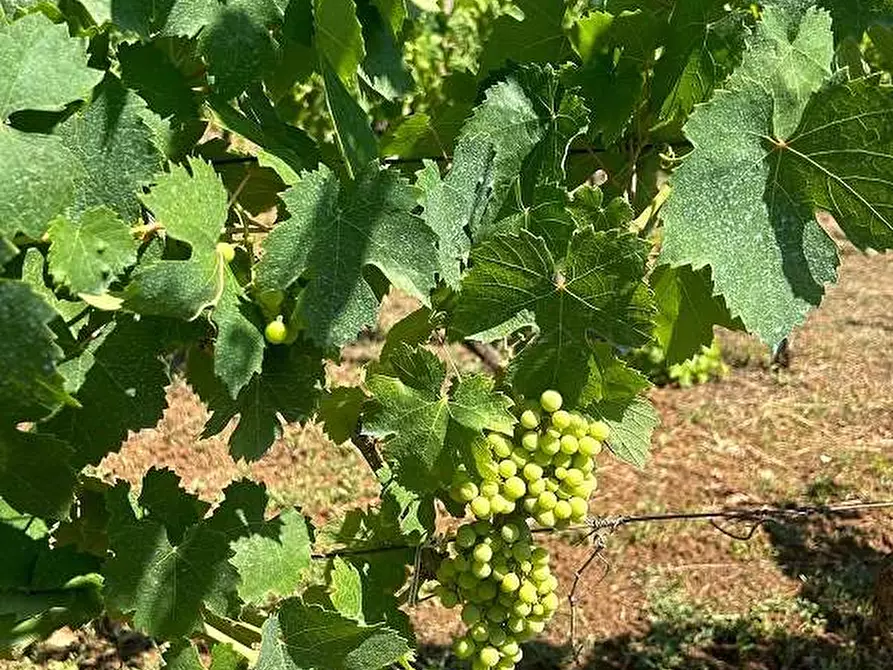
[4,241,892,670]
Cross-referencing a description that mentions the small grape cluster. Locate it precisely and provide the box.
[435,391,610,669]
[449,390,608,529]
[435,518,558,669]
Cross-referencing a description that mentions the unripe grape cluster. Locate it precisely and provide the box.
[435,518,558,669]
[435,391,610,668]
[449,390,609,529]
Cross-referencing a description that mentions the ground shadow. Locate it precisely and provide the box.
[418,513,893,669]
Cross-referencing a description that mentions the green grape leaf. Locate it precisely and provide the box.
[21,250,87,336]
[208,481,313,604]
[0,128,79,245]
[140,158,228,255]
[375,306,437,372]
[648,1,746,124]
[314,0,365,84]
[0,279,69,423]
[321,57,378,178]
[125,252,226,321]
[567,184,634,232]
[255,164,438,347]
[46,207,137,296]
[0,12,102,120]
[103,483,237,639]
[0,529,103,655]
[318,386,366,444]
[587,395,659,468]
[358,0,413,100]
[660,3,892,345]
[329,557,363,620]
[479,0,571,76]
[189,342,324,461]
[56,76,164,223]
[364,373,450,493]
[819,0,893,40]
[0,427,76,519]
[579,343,650,406]
[210,269,265,399]
[262,600,411,670]
[209,643,244,670]
[453,228,654,349]
[197,0,279,98]
[138,468,210,545]
[364,347,515,494]
[163,641,205,670]
[448,375,515,434]
[651,264,740,365]
[118,41,201,120]
[43,316,170,468]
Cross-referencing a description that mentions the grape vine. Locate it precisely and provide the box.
[0,0,891,667]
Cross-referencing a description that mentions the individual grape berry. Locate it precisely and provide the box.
[489,433,513,458]
[498,460,518,478]
[589,420,610,441]
[479,647,500,667]
[473,543,494,563]
[559,434,578,454]
[520,409,539,429]
[520,431,538,451]
[471,496,491,519]
[551,410,571,431]
[539,390,563,413]
[264,317,288,344]
[454,637,476,659]
[502,476,526,501]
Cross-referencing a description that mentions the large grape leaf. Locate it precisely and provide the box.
[0,128,79,246]
[188,342,324,461]
[452,228,654,349]
[103,483,237,640]
[0,12,102,121]
[258,601,411,670]
[196,0,280,98]
[0,525,102,654]
[314,0,365,85]
[255,164,438,347]
[650,265,740,365]
[46,207,138,297]
[42,316,170,468]
[819,0,893,40]
[138,468,210,545]
[321,57,377,178]
[357,0,412,100]
[0,280,69,423]
[129,159,264,397]
[417,66,586,287]
[479,0,571,76]
[660,2,863,345]
[206,481,313,604]
[364,347,515,494]
[56,77,163,223]
[648,0,746,124]
[0,428,76,519]
[141,158,228,254]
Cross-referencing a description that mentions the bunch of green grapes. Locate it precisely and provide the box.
[667,340,729,388]
[449,390,608,529]
[434,518,559,669]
